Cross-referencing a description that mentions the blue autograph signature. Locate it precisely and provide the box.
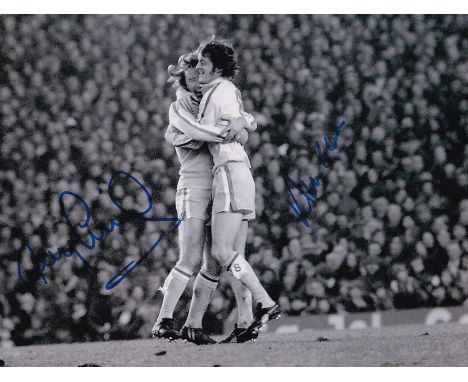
[17,171,181,290]
[285,121,346,227]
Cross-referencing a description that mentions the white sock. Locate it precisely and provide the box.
[156,265,192,323]
[227,271,253,328]
[184,271,219,328]
[227,252,275,308]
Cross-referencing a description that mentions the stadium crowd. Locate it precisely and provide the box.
[0,15,467,347]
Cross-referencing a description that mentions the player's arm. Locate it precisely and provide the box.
[232,88,258,134]
[164,124,203,149]
[241,111,257,132]
[206,85,253,140]
[165,124,191,146]
[220,112,256,134]
[170,100,227,143]
[217,115,252,145]
[236,112,256,145]
[218,111,256,144]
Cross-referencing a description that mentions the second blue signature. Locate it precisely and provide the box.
[285,120,346,227]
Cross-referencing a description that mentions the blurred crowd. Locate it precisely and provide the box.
[1,15,467,347]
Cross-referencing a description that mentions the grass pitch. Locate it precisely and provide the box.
[2,322,467,367]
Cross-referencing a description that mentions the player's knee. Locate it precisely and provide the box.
[210,245,230,266]
[211,235,235,263]
[202,259,223,278]
[177,252,202,274]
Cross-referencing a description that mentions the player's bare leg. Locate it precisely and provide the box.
[152,217,205,340]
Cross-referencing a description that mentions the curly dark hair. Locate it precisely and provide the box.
[167,52,198,91]
[198,40,239,80]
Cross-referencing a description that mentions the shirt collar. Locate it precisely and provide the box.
[200,77,227,95]
[176,87,191,100]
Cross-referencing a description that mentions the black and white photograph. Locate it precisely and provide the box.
[0,3,467,370]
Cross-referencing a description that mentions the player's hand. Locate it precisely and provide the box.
[242,113,257,131]
[220,115,246,141]
[236,129,248,145]
[249,120,258,132]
